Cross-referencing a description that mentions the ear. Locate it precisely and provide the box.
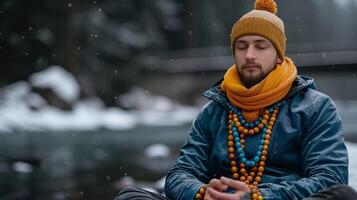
[277,56,283,64]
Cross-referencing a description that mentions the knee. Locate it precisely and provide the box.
[114,187,141,200]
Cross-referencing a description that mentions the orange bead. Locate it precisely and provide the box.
[233,117,238,122]
[252,167,258,172]
[266,130,272,135]
[263,114,269,119]
[228,115,233,119]
[265,110,270,114]
[250,172,256,177]
[249,129,255,135]
[243,129,249,135]
[259,161,265,167]
[229,147,235,153]
[262,119,267,125]
[229,153,235,159]
[233,114,238,118]
[241,145,245,148]
[240,163,246,168]
[258,195,263,200]
[228,130,233,134]
[238,126,244,132]
[268,125,273,130]
[199,188,205,194]
[235,122,241,127]
[269,121,274,126]
[272,113,277,118]
[228,120,233,124]
[231,166,238,172]
[265,135,270,140]
[264,140,269,145]
[228,125,232,129]
[261,155,267,161]
[233,173,239,179]
[254,127,259,133]
[273,109,279,114]
[240,139,245,144]
[258,167,265,172]
[240,168,247,174]
[255,176,262,182]
[258,123,264,129]
[257,172,263,177]
[263,145,268,150]
[270,117,276,122]
[262,150,268,156]
[247,176,253,182]
[252,193,258,199]
[228,135,234,140]
[231,160,237,166]
[195,193,202,199]
[253,181,259,186]
[240,176,246,181]
[228,141,234,147]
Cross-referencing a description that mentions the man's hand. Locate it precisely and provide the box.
[204,177,250,200]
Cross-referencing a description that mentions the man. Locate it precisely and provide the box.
[115,0,349,199]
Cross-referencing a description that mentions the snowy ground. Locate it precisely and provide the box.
[347,142,357,190]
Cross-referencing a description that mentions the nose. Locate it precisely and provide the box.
[245,45,256,61]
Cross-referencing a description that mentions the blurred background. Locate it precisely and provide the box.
[0,0,357,199]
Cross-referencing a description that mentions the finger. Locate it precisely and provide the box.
[206,188,236,200]
[208,178,228,191]
[220,177,250,192]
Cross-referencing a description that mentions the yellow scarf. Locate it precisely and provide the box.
[220,57,297,122]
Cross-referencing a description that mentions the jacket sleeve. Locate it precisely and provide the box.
[259,96,349,200]
[164,102,216,200]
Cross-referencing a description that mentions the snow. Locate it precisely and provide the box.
[0,67,198,132]
[29,66,80,103]
[347,142,357,190]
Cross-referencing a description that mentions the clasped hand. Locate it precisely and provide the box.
[204,176,250,200]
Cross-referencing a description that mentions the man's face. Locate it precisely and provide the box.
[234,35,282,88]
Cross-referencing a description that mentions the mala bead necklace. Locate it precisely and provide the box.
[227,101,286,200]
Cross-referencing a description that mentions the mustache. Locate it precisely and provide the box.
[242,61,262,69]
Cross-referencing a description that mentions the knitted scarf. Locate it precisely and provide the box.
[220,57,297,122]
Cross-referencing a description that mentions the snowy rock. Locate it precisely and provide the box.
[29,66,80,103]
[145,144,170,158]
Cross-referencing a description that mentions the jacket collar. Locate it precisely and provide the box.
[202,75,316,109]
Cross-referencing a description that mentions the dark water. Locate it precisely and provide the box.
[0,125,191,200]
[1,124,356,200]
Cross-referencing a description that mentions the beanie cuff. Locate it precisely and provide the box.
[231,17,286,59]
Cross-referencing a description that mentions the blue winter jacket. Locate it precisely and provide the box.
[165,75,348,200]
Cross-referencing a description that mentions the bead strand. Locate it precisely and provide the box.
[227,101,286,200]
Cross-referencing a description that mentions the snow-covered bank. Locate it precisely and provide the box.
[347,142,357,190]
[0,66,199,133]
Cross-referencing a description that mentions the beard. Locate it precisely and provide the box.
[239,70,265,89]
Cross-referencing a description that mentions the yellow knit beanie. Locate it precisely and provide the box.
[230,0,286,59]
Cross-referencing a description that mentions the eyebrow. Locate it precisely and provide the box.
[236,39,270,44]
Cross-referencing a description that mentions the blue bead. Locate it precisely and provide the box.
[239,153,245,158]
[258,145,263,150]
[269,108,274,113]
[262,134,266,138]
[259,140,264,145]
[255,121,260,126]
[254,156,260,162]
[263,128,267,133]
[241,158,247,163]
[241,120,246,124]
[257,151,262,156]
[233,132,238,137]
[238,148,243,153]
